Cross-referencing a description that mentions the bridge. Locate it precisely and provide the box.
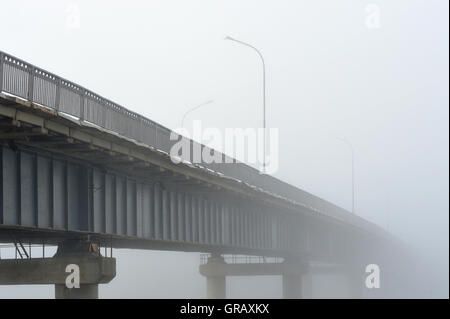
[0,50,393,298]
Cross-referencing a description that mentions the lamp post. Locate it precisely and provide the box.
[225,36,266,173]
[337,137,355,214]
[181,100,214,129]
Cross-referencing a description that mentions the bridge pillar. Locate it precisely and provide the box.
[55,284,99,299]
[346,264,364,299]
[0,239,116,299]
[281,259,309,299]
[282,273,302,298]
[200,255,312,299]
[302,271,313,298]
[199,254,227,299]
[206,275,226,299]
[52,240,115,299]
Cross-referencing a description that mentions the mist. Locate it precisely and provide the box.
[0,0,448,298]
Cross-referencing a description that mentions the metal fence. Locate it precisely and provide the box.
[0,51,175,153]
[200,253,284,265]
[0,51,255,174]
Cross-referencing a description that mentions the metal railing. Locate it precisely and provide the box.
[0,51,175,153]
[0,242,112,260]
[0,51,256,175]
[0,243,56,259]
[200,253,284,265]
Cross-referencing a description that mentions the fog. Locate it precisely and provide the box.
[0,0,448,298]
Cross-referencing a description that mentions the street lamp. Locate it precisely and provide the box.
[337,137,355,214]
[225,36,267,173]
[181,100,214,129]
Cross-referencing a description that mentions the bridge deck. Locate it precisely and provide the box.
[0,51,387,259]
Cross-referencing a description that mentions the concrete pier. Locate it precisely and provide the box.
[55,284,99,299]
[200,254,227,299]
[282,273,303,299]
[200,254,310,299]
[0,240,116,299]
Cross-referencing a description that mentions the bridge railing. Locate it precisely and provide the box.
[0,50,366,230]
[0,51,175,153]
[200,253,284,265]
[0,51,248,167]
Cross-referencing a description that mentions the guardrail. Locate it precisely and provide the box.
[0,51,258,178]
[200,253,284,265]
[0,51,175,153]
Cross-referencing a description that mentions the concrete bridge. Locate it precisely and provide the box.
[0,50,393,298]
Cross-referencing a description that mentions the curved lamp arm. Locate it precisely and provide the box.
[181,100,214,128]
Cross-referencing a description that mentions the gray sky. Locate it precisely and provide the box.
[0,0,448,298]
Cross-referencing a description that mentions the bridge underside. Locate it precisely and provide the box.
[0,95,379,263]
[0,141,354,261]
[0,49,408,299]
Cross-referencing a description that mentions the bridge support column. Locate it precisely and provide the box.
[200,254,227,299]
[52,240,114,299]
[302,271,313,298]
[199,255,312,299]
[281,259,309,299]
[0,239,116,299]
[282,273,302,299]
[206,275,226,299]
[346,264,364,299]
[55,284,99,299]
